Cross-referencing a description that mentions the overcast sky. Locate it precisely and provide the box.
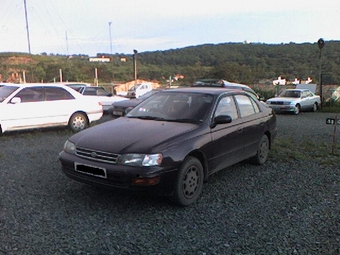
[0,0,339,56]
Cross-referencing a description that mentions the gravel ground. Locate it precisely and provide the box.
[0,112,339,255]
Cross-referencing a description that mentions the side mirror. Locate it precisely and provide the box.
[10,97,21,104]
[125,107,133,115]
[210,115,232,128]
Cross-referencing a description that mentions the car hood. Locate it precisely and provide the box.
[112,98,141,108]
[69,117,199,153]
[267,97,298,102]
[97,95,128,105]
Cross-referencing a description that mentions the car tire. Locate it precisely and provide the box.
[294,104,300,115]
[312,103,318,112]
[69,112,88,132]
[169,156,204,206]
[251,135,269,165]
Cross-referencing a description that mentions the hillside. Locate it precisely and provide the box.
[1,41,340,85]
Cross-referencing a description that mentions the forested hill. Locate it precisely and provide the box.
[138,41,340,85]
[1,41,340,85]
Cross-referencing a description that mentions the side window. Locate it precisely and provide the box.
[45,87,74,101]
[15,87,44,103]
[83,88,97,96]
[215,96,238,120]
[96,88,110,96]
[235,95,259,117]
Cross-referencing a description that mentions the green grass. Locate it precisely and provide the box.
[270,137,340,166]
[320,106,340,113]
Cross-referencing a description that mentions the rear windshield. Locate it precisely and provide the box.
[0,86,19,103]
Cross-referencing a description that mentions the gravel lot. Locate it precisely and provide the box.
[0,112,339,255]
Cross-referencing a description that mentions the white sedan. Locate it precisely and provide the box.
[0,83,103,133]
[75,86,128,112]
[266,89,321,115]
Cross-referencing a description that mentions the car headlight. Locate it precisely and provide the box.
[118,153,163,166]
[63,140,76,154]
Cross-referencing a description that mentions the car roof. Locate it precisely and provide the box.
[160,87,249,96]
[0,83,80,94]
[2,83,72,87]
[55,82,91,86]
[193,79,249,88]
[284,89,311,92]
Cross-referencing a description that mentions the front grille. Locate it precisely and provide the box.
[76,147,120,164]
[270,101,284,105]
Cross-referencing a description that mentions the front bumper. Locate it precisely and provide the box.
[267,104,295,113]
[59,151,178,196]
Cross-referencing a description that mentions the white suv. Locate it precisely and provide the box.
[126,83,153,98]
[0,83,103,133]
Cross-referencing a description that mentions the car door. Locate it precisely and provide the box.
[298,91,308,110]
[303,91,314,110]
[234,94,264,158]
[43,86,76,125]
[1,86,45,130]
[208,95,244,174]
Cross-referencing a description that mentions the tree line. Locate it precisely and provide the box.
[1,41,339,85]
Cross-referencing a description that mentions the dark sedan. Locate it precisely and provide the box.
[111,89,163,117]
[59,87,277,206]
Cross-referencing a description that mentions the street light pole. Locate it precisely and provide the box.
[317,38,325,108]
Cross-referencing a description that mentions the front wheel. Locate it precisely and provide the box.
[169,157,204,206]
[251,135,269,165]
[312,102,318,112]
[69,113,88,132]
[293,104,300,115]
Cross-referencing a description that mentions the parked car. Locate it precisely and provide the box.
[59,87,277,206]
[111,89,163,117]
[266,89,321,115]
[0,83,103,133]
[126,83,153,98]
[75,86,128,112]
[192,79,261,100]
[62,82,91,92]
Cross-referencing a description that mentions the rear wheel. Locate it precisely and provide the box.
[69,113,88,132]
[251,135,269,165]
[169,157,204,206]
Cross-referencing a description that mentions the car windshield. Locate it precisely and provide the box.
[126,92,214,123]
[138,90,159,100]
[0,85,19,102]
[279,90,301,98]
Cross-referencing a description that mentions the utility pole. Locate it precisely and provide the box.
[65,31,69,55]
[109,22,114,82]
[23,0,31,54]
[133,49,138,85]
[109,22,113,55]
[23,0,34,82]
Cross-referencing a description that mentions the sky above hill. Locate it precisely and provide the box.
[1,0,339,56]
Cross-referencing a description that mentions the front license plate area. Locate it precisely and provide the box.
[113,110,123,116]
[75,163,107,178]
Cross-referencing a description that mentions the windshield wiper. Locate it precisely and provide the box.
[128,116,166,121]
[167,118,201,124]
